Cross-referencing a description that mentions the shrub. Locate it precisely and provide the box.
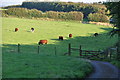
[28,9,42,18]
[1,10,8,17]
[88,13,109,22]
[67,11,83,21]
[3,8,83,21]
[4,8,43,18]
[45,11,59,19]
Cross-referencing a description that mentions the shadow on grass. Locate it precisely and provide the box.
[51,39,61,41]
[1,27,118,79]
[2,27,118,57]
[100,27,113,31]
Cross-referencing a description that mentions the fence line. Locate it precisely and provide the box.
[18,43,20,53]
[66,43,101,58]
[6,43,117,59]
[8,44,58,56]
[38,45,40,54]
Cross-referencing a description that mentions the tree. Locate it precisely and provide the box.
[105,2,120,60]
[88,13,109,22]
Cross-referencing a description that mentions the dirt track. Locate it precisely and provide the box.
[86,60,120,79]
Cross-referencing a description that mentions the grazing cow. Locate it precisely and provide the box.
[15,28,18,32]
[59,36,63,40]
[69,34,72,38]
[94,33,98,37]
[38,40,48,45]
[31,28,34,32]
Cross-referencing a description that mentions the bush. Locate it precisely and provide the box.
[1,10,8,17]
[3,8,83,21]
[88,13,109,22]
[45,11,59,19]
[111,60,120,69]
[67,11,83,21]
[28,9,42,18]
[21,2,107,18]
[4,8,43,18]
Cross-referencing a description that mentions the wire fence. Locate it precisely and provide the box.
[2,43,118,59]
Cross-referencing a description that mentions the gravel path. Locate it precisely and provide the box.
[85,60,120,79]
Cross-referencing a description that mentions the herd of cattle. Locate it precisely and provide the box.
[14,28,99,44]
[15,28,35,32]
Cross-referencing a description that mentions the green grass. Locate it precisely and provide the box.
[3,53,93,78]
[111,60,120,69]
[2,17,118,55]
[2,17,118,78]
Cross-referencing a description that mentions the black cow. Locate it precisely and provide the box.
[94,33,98,37]
[59,36,63,40]
[31,28,34,32]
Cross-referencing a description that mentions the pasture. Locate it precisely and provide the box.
[2,17,118,55]
[2,17,118,78]
[3,53,93,78]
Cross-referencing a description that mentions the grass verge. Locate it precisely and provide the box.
[3,53,93,78]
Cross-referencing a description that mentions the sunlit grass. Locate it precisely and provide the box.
[2,17,118,78]
[2,17,118,55]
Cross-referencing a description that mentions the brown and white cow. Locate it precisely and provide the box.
[31,28,34,32]
[38,40,48,45]
[15,28,18,32]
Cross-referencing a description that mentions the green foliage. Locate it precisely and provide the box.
[45,11,83,21]
[105,2,120,28]
[105,2,120,60]
[6,8,29,18]
[2,2,108,20]
[111,60,120,69]
[67,11,83,21]
[21,2,107,18]
[1,10,8,17]
[4,8,43,18]
[28,9,42,18]
[45,11,59,19]
[88,13,109,22]
[3,8,84,21]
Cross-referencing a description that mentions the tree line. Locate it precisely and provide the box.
[21,2,107,18]
[2,8,83,21]
[2,2,110,22]
[105,2,120,60]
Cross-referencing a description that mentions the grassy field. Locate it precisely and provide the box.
[2,17,118,78]
[2,17,118,55]
[3,53,93,78]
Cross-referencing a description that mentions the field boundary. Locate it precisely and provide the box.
[5,43,117,59]
[64,43,117,59]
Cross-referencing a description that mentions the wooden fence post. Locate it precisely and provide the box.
[38,45,40,54]
[55,47,57,55]
[109,49,112,60]
[18,43,20,53]
[68,43,71,56]
[98,50,101,58]
[79,45,82,56]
